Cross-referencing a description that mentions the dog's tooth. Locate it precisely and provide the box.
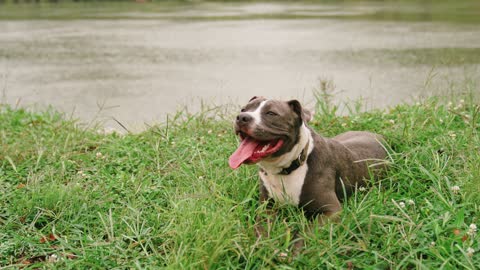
[260,144,270,153]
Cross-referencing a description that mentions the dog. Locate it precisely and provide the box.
[229,96,387,253]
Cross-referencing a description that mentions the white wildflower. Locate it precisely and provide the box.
[399,202,406,208]
[96,152,103,159]
[453,99,464,110]
[358,187,366,192]
[448,132,457,139]
[451,185,460,194]
[198,176,204,180]
[48,254,58,263]
[466,247,475,257]
[430,241,436,247]
[389,119,395,124]
[468,224,477,236]
[407,199,415,206]
[341,123,347,127]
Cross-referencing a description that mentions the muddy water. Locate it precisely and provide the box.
[1,2,479,130]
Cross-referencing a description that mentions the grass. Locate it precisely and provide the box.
[1,91,479,269]
[0,0,480,23]
[334,48,480,67]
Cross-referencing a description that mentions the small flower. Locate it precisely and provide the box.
[96,152,103,159]
[447,101,453,108]
[341,123,347,127]
[198,176,204,180]
[451,185,460,194]
[389,119,395,124]
[439,118,444,123]
[48,254,58,263]
[430,241,436,247]
[468,224,477,236]
[448,132,457,139]
[77,170,87,177]
[399,202,406,208]
[207,130,213,134]
[407,199,415,206]
[466,247,475,257]
[454,101,464,110]
[358,187,366,192]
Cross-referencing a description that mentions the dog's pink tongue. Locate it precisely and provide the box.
[229,137,259,169]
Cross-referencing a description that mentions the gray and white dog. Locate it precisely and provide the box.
[229,96,387,240]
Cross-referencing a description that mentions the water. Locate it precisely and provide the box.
[1,2,479,130]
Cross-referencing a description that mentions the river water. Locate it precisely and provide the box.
[1,2,479,130]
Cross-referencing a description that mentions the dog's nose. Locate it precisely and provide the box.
[236,113,253,124]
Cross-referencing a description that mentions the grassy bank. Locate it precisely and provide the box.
[1,95,479,269]
[0,0,479,23]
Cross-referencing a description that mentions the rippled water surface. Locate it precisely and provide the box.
[1,2,479,129]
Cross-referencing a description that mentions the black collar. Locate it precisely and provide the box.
[278,140,309,175]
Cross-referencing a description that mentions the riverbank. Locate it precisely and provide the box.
[1,95,478,268]
[0,0,480,22]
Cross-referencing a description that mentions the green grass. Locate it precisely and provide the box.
[0,0,479,23]
[334,48,480,67]
[1,92,479,269]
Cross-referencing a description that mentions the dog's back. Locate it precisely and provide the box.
[333,131,387,162]
[328,131,388,199]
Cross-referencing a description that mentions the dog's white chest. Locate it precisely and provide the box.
[259,164,307,206]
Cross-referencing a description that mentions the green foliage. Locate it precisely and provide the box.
[0,94,479,268]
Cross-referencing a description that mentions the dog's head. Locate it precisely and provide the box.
[229,96,313,169]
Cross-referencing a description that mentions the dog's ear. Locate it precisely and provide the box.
[303,108,314,123]
[288,100,314,123]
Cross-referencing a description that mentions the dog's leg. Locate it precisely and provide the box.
[292,192,342,256]
[317,210,341,226]
[255,182,275,239]
[254,208,276,238]
[290,210,341,258]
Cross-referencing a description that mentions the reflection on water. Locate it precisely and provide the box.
[0,2,479,130]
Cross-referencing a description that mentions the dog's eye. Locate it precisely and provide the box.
[240,108,246,112]
[266,111,278,116]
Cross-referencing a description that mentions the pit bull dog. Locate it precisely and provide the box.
[228,96,387,251]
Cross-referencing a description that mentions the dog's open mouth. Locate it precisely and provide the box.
[229,135,284,169]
